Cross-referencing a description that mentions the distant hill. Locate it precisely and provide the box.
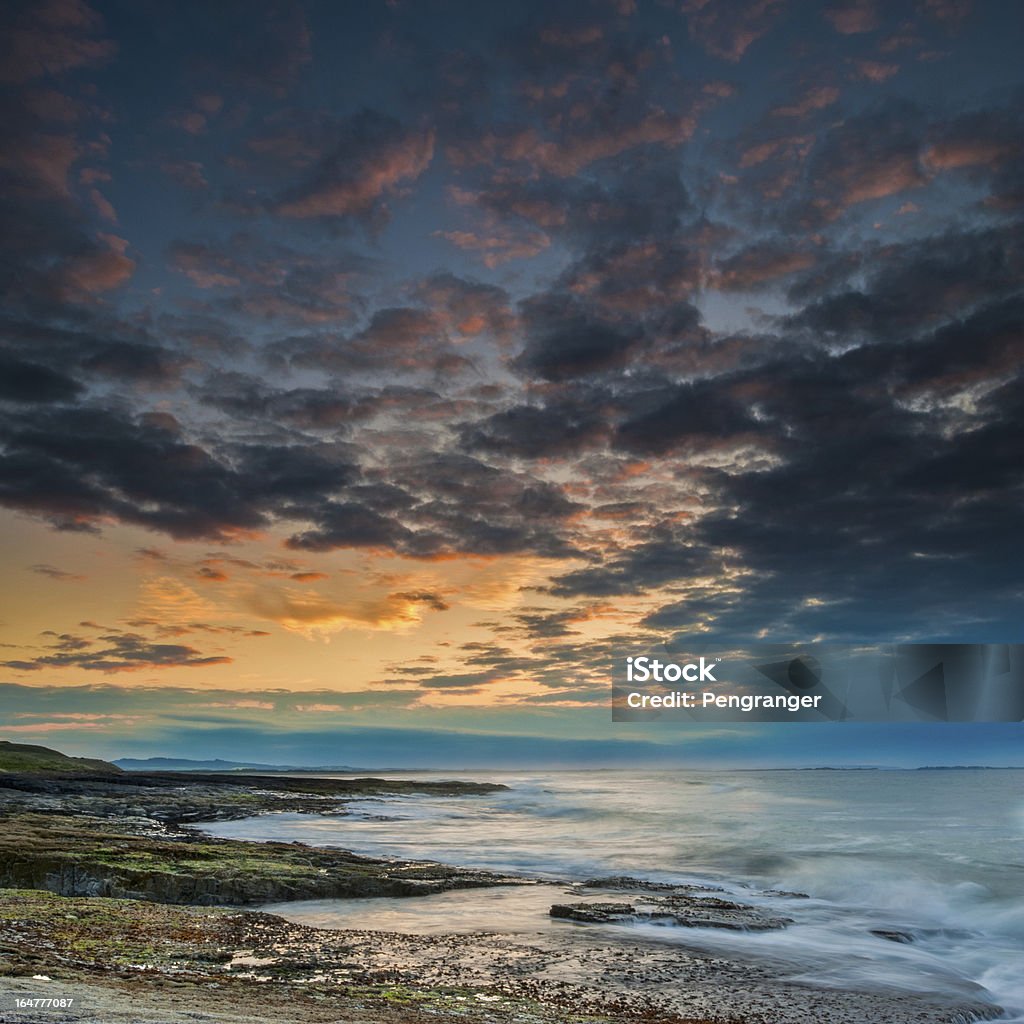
[0,740,121,775]
[113,756,367,773]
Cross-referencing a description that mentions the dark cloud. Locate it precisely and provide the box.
[28,563,84,581]
[398,452,581,556]
[0,351,82,402]
[285,501,416,553]
[3,629,231,674]
[790,222,1023,339]
[548,527,716,599]
[195,375,371,431]
[632,312,1024,638]
[167,233,370,325]
[354,308,461,371]
[512,608,585,639]
[1,274,187,390]
[233,442,358,502]
[414,670,501,691]
[470,152,694,248]
[514,293,644,381]
[459,397,608,458]
[0,405,362,539]
[391,591,450,612]
[615,379,762,455]
[1,0,1022,676]
[457,640,537,670]
[277,307,474,378]
[287,452,581,558]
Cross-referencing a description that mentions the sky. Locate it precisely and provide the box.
[1,0,1022,768]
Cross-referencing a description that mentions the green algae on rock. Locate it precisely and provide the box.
[0,767,517,906]
[0,813,523,905]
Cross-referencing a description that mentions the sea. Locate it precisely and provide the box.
[200,768,1024,1020]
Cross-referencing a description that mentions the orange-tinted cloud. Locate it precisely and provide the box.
[681,0,786,63]
[437,227,550,268]
[923,139,1012,171]
[457,111,695,178]
[823,1,879,34]
[0,133,77,198]
[772,86,840,118]
[853,59,900,82]
[243,586,447,635]
[61,232,135,295]
[1,0,116,84]
[275,125,434,219]
[713,244,815,290]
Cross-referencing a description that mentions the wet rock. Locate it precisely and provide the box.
[550,902,636,922]
[551,894,792,931]
[581,877,678,892]
[871,929,914,943]
[580,875,723,894]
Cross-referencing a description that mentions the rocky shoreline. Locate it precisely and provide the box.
[0,768,511,825]
[0,771,519,905]
[0,770,1006,1024]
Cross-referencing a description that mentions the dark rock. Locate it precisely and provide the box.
[581,877,678,892]
[551,894,792,932]
[551,903,636,922]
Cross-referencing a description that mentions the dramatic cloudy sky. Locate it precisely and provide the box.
[1,0,1022,766]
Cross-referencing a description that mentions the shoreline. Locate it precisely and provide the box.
[0,770,1008,1024]
[3,886,1002,1024]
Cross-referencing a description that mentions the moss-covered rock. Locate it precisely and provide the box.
[0,812,523,905]
[0,767,516,906]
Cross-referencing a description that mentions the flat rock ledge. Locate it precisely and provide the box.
[550,894,792,931]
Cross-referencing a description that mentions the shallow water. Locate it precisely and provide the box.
[202,768,1024,1019]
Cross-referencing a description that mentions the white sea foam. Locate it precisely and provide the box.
[202,768,1024,1019]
